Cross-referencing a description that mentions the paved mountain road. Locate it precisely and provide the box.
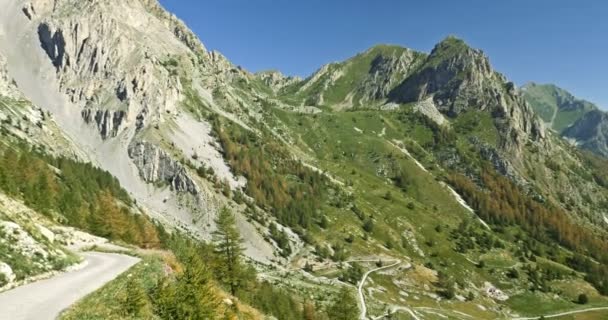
[0,252,140,320]
[358,260,403,320]
[512,307,608,320]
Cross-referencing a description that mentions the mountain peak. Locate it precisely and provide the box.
[522,82,598,132]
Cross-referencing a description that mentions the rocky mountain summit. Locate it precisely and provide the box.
[1,1,608,318]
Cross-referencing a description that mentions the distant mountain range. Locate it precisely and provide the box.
[522,83,608,157]
[0,0,608,319]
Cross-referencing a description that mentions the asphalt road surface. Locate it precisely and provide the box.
[0,252,139,320]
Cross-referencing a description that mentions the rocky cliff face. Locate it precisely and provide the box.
[389,37,546,158]
[0,53,20,100]
[256,70,301,92]
[128,141,199,195]
[29,0,186,139]
[288,45,426,108]
[355,47,424,102]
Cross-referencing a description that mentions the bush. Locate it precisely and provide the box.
[362,219,374,233]
[578,293,589,304]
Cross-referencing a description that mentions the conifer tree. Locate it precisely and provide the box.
[213,206,244,296]
[125,277,149,317]
[174,253,219,320]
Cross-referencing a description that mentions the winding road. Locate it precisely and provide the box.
[0,252,140,320]
[357,260,402,320]
[511,307,608,320]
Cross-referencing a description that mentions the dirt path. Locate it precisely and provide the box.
[0,252,139,320]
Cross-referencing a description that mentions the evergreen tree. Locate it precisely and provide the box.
[124,277,150,317]
[152,277,178,318]
[578,293,589,304]
[303,301,317,320]
[363,219,374,233]
[156,252,219,320]
[213,207,244,296]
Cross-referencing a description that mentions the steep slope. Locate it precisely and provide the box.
[522,82,597,133]
[388,37,546,161]
[0,0,275,261]
[1,1,608,319]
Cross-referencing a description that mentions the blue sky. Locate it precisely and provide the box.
[159,0,608,108]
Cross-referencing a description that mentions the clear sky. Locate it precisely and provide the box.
[158,0,608,108]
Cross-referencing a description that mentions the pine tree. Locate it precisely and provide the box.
[303,301,317,320]
[97,190,127,240]
[125,277,150,317]
[213,207,244,296]
[153,277,178,318]
[139,216,160,248]
[174,253,219,320]
[0,149,19,195]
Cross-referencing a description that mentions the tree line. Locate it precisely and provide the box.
[0,144,160,248]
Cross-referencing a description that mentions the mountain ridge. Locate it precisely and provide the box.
[1,0,608,319]
[522,82,608,158]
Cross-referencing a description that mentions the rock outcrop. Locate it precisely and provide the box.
[0,53,20,99]
[256,70,302,92]
[30,0,187,139]
[293,45,426,107]
[81,108,126,139]
[355,47,424,102]
[389,37,546,157]
[128,141,199,195]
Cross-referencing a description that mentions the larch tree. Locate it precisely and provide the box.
[213,206,244,296]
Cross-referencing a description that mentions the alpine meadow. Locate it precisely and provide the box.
[0,1,607,320]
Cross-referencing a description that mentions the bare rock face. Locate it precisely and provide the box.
[0,53,21,99]
[256,70,302,92]
[355,48,423,102]
[128,141,199,195]
[30,0,187,140]
[81,108,126,139]
[390,37,546,158]
[294,45,426,108]
[138,0,207,55]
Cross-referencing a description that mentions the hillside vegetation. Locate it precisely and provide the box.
[0,0,607,319]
